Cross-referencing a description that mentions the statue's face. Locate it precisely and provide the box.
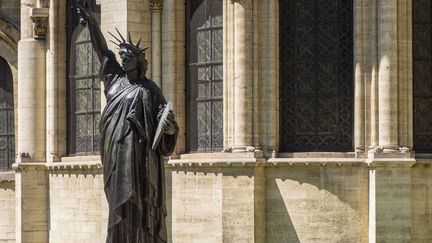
[119,48,138,72]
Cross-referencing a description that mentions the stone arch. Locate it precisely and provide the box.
[0,15,19,69]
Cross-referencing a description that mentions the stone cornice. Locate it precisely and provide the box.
[0,171,15,182]
[46,162,103,172]
[12,162,47,173]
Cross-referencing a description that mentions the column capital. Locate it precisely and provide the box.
[149,0,163,11]
[29,7,48,39]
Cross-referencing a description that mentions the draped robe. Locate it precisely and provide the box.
[100,51,177,243]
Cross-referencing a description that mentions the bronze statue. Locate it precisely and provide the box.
[77,3,178,243]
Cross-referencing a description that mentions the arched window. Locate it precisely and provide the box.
[0,57,14,170]
[279,0,354,152]
[186,0,223,152]
[413,0,432,152]
[67,0,101,155]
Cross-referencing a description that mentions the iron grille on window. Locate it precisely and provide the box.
[0,57,14,170]
[186,0,223,152]
[413,0,432,152]
[67,0,101,155]
[279,0,354,152]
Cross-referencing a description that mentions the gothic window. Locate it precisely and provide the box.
[279,0,354,152]
[0,57,14,170]
[67,0,101,155]
[413,0,432,152]
[186,0,223,152]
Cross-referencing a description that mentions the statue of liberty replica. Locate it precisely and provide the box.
[77,2,179,242]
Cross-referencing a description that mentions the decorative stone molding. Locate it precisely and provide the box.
[167,153,367,168]
[367,158,416,168]
[267,158,366,168]
[0,172,15,182]
[46,161,103,172]
[29,7,48,39]
[12,162,47,173]
[367,145,413,160]
[149,0,163,11]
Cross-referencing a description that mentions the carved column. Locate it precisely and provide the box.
[15,1,49,242]
[377,0,398,151]
[232,0,253,152]
[150,0,162,87]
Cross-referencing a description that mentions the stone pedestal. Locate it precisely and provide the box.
[367,153,415,243]
[14,164,49,243]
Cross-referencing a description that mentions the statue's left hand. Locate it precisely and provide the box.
[76,2,92,26]
[162,112,178,135]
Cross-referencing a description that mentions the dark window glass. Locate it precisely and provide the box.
[0,57,14,170]
[186,0,223,152]
[279,0,354,152]
[67,0,101,155]
[413,0,432,152]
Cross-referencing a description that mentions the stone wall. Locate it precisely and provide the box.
[0,176,15,243]
[411,161,432,242]
[167,155,370,243]
[47,161,108,243]
[1,158,430,243]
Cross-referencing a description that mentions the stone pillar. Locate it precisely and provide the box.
[258,0,279,157]
[354,0,365,153]
[150,0,162,88]
[232,0,253,152]
[46,0,67,162]
[161,0,186,154]
[377,0,398,151]
[15,1,49,242]
[17,6,48,163]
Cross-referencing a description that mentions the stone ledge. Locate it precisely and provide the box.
[0,171,15,182]
[46,161,102,171]
[366,158,416,168]
[168,152,266,167]
[12,162,47,172]
[60,155,101,163]
[267,158,367,167]
[277,152,356,159]
[168,155,367,168]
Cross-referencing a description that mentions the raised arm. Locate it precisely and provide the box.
[76,2,109,62]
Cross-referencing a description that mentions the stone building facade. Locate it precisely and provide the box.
[0,0,431,242]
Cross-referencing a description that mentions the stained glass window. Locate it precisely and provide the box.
[0,57,14,170]
[279,0,354,152]
[413,0,432,152]
[67,0,101,155]
[186,0,223,152]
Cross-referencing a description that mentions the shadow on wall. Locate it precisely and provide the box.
[265,166,368,243]
[166,165,368,242]
[266,178,300,243]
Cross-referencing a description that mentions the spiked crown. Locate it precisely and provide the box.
[108,28,148,58]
